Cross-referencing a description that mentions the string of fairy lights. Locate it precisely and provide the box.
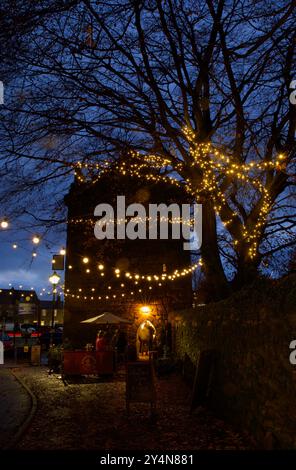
[69,257,201,282]
[64,284,155,302]
[0,228,45,257]
[72,125,288,259]
[1,286,59,298]
[68,215,194,227]
[0,216,201,300]
[0,223,67,296]
[1,123,288,298]
[0,229,201,299]
[183,127,286,259]
[0,222,67,261]
[60,257,202,301]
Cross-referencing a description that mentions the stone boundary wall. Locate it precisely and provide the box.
[170,275,296,449]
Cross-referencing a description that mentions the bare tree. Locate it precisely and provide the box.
[0,0,295,299]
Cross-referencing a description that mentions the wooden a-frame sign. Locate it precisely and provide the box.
[126,361,156,415]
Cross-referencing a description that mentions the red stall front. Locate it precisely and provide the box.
[63,350,115,376]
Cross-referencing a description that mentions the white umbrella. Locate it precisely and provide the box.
[81,312,131,325]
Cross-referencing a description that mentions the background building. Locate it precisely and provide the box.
[0,288,39,330]
[39,299,64,327]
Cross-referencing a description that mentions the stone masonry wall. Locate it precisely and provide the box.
[170,275,296,449]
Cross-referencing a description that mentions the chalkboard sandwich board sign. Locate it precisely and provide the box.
[126,361,156,415]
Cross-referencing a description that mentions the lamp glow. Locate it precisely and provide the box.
[49,271,61,286]
[140,305,151,314]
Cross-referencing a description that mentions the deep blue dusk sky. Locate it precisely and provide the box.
[0,222,66,299]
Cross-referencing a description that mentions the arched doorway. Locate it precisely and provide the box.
[136,320,156,359]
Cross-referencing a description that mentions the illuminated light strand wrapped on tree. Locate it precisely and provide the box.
[72,128,287,260]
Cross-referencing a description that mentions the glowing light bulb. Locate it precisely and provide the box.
[1,219,9,229]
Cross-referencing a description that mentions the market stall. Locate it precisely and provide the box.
[62,312,131,377]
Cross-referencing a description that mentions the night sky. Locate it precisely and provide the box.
[0,221,66,299]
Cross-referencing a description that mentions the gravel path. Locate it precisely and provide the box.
[13,366,254,451]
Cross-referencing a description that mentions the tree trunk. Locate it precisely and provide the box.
[232,244,260,290]
[200,199,230,301]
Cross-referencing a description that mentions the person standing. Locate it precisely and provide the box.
[95,331,107,351]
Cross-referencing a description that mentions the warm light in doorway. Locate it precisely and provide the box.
[140,305,151,315]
